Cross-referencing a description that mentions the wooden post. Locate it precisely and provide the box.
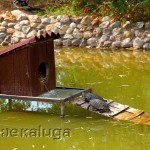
[8,99,12,110]
[60,101,65,117]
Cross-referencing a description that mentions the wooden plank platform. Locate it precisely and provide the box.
[70,98,150,126]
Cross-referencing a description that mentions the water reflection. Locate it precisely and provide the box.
[55,47,150,112]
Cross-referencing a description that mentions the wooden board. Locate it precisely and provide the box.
[125,108,144,120]
[46,39,56,90]
[0,53,15,95]
[14,47,32,96]
[130,113,150,124]
[114,111,133,120]
[102,105,129,117]
[70,98,150,126]
[143,120,150,125]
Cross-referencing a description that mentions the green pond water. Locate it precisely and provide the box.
[0,47,150,150]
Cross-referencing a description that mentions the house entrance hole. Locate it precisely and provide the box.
[38,62,49,84]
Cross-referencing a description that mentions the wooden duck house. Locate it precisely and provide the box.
[0,32,60,96]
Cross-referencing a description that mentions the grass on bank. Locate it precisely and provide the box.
[38,0,150,22]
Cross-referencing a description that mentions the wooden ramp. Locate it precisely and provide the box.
[70,98,150,126]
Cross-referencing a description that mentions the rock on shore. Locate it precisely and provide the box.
[0,10,150,50]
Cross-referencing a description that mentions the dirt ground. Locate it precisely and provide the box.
[0,0,49,13]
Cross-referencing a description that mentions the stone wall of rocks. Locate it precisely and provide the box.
[0,10,150,49]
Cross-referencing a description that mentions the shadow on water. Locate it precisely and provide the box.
[1,47,150,150]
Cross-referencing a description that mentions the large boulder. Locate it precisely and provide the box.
[3,35,11,43]
[66,28,73,34]
[28,15,41,23]
[63,39,72,46]
[3,11,16,22]
[14,24,23,31]
[121,38,132,48]
[11,10,31,18]
[98,35,109,43]
[109,21,121,29]
[1,35,11,46]
[133,37,144,49]
[51,27,59,34]
[0,33,7,40]
[99,21,110,29]
[55,22,61,28]
[136,22,144,29]
[73,32,83,39]
[69,22,77,29]
[1,41,9,46]
[123,21,134,29]
[56,15,62,21]
[27,30,37,38]
[45,24,55,32]
[135,30,144,38]
[22,26,31,34]
[123,30,132,38]
[13,30,26,39]
[59,25,68,35]
[79,38,87,47]
[41,17,51,25]
[145,21,150,30]
[109,35,116,42]
[112,28,122,36]
[86,25,93,31]
[0,16,4,22]
[104,41,112,47]
[60,15,70,24]
[81,16,92,25]
[83,31,93,39]
[87,38,97,47]
[102,16,112,22]
[71,16,82,24]
[115,34,123,41]
[72,39,81,46]
[112,41,121,48]
[91,17,100,26]
[144,38,150,43]
[103,28,112,35]
[0,27,6,32]
[17,14,28,21]
[19,20,30,26]
[54,39,63,46]
[1,21,8,27]
[63,34,74,39]
[49,16,57,24]
[93,28,102,37]
[8,23,16,28]
[11,36,20,44]
[31,23,39,28]
[6,28,15,34]
[143,43,150,50]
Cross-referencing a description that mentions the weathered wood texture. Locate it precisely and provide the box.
[0,32,59,96]
[70,98,150,126]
